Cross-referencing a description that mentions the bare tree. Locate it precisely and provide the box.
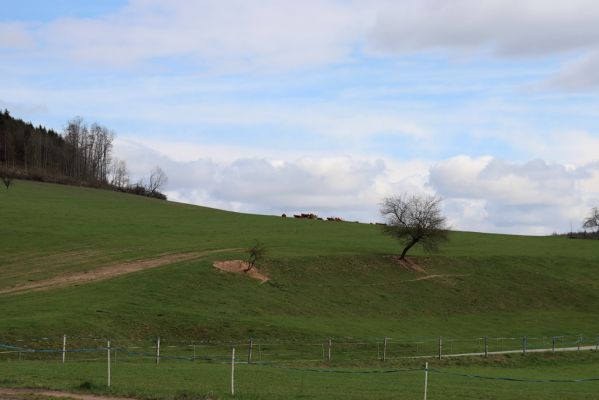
[245,240,267,272]
[147,166,168,194]
[109,158,130,188]
[380,194,449,260]
[583,207,599,232]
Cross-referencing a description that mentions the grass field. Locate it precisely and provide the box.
[3,353,599,399]
[1,180,599,398]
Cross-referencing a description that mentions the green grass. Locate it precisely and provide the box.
[1,180,599,398]
[1,179,598,341]
[2,352,599,399]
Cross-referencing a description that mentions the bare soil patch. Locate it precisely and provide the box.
[0,388,133,400]
[213,260,269,283]
[0,248,240,296]
[388,256,427,273]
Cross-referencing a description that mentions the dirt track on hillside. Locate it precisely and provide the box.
[0,387,135,400]
[0,248,240,296]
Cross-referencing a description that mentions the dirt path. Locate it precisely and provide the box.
[0,248,241,296]
[0,388,134,400]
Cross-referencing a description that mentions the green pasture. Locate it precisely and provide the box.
[2,352,599,399]
[1,180,598,342]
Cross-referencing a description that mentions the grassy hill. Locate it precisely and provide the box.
[1,180,598,342]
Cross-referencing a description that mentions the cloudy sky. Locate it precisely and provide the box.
[2,0,599,234]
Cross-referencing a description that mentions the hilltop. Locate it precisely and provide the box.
[1,180,598,341]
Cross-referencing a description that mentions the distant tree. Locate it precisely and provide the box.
[109,158,130,188]
[147,166,168,195]
[583,207,599,232]
[245,240,267,272]
[380,194,449,260]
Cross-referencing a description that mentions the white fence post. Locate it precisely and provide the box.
[423,362,429,400]
[107,340,111,387]
[383,337,388,362]
[156,337,161,365]
[231,347,236,396]
[62,335,66,364]
[248,338,253,364]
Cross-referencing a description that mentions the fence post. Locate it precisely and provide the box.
[522,337,527,355]
[552,337,555,353]
[596,336,599,351]
[107,340,111,387]
[192,341,196,361]
[438,337,442,360]
[231,347,236,396]
[156,337,161,365]
[327,338,332,362]
[62,334,66,364]
[383,337,388,362]
[578,335,582,352]
[248,338,253,364]
[423,362,429,400]
[484,337,488,358]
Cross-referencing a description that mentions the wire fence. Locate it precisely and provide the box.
[1,334,598,364]
[1,336,599,399]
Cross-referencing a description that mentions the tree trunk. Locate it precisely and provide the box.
[399,238,419,260]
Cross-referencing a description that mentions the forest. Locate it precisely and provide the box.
[0,110,166,199]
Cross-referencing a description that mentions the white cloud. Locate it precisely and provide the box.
[114,139,430,221]
[115,139,599,234]
[8,0,599,72]
[39,0,366,71]
[544,51,599,92]
[430,156,599,234]
[368,0,599,57]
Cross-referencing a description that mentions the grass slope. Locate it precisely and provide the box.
[1,180,598,342]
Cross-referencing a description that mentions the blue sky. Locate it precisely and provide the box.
[2,0,599,234]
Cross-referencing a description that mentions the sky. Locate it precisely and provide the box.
[1,0,599,235]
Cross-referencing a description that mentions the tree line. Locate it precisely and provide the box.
[0,110,167,199]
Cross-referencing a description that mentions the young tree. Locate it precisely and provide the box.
[0,167,13,189]
[245,240,267,272]
[380,194,449,260]
[583,207,599,232]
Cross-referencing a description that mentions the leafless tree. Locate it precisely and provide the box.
[147,166,168,194]
[245,240,267,272]
[109,158,130,188]
[380,194,449,260]
[583,207,599,232]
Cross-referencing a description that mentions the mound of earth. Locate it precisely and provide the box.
[213,260,269,283]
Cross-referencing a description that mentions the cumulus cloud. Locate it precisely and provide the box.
[114,139,429,221]
[429,156,599,234]
[115,140,599,234]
